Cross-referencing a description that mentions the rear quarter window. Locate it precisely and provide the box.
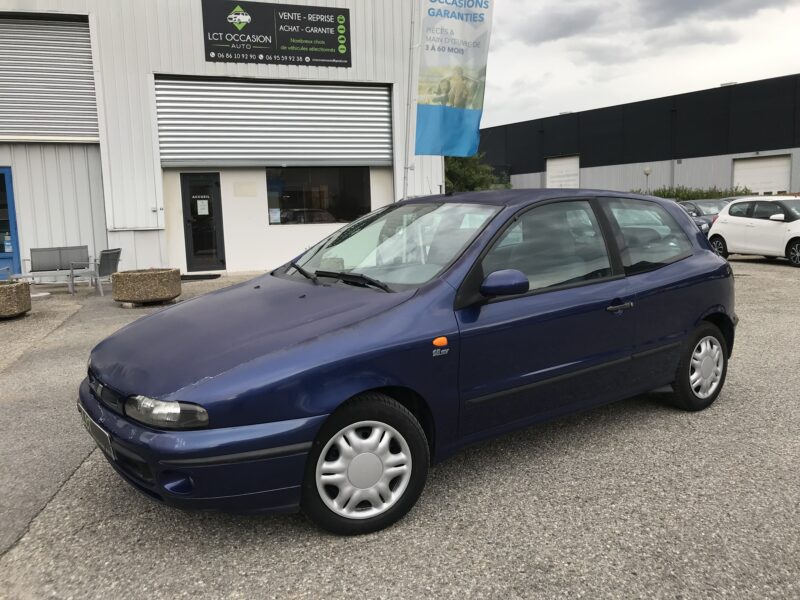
[728,202,751,217]
[603,198,694,275]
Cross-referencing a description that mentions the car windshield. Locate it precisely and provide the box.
[282,202,499,290]
[782,199,800,218]
[693,200,729,215]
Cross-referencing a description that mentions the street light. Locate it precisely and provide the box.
[643,166,652,193]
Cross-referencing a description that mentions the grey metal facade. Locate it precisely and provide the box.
[510,148,800,195]
[155,78,393,168]
[0,143,107,257]
[0,18,98,142]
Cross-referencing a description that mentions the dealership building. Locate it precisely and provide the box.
[480,74,800,197]
[0,0,443,276]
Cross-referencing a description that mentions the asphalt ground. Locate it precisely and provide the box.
[0,258,798,599]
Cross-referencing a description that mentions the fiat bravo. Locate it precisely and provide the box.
[79,190,737,535]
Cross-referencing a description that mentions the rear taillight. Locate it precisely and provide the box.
[711,215,718,225]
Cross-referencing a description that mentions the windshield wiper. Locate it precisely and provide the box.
[289,260,318,283]
[315,270,393,293]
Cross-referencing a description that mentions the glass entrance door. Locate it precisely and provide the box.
[180,173,226,272]
[0,168,20,279]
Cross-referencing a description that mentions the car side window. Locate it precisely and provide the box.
[728,202,751,218]
[481,200,612,292]
[603,198,693,275]
[752,202,784,220]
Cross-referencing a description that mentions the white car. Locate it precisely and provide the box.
[227,12,251,24]
[708,196,800,267]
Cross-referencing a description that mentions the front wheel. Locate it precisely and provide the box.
[710,236,728,259]
[301,393,429,535]
[670,323,729,411]
[788,240,800,267]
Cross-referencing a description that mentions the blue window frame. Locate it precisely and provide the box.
[0,167,21,278]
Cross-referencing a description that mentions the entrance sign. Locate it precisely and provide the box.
[202,0,351,67]
[415,0,494,157]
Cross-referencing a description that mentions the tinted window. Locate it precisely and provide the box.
[753,202,785,220]
[604,198,693,275]
[693,200,728,215]
[267,167,370,225]
[783,199,800,219]
[481,201,612,292]
[728,202,751,217]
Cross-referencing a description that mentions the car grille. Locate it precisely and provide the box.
[88,370,125,414]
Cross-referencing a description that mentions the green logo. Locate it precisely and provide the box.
[227,5,252,31]
[338,35,347,44]
[337,15,346,24]
[338,44,347,54]
[337,24,346,34]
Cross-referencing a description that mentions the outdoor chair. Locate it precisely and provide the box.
[69,248,122,297]
[11,246,91,293]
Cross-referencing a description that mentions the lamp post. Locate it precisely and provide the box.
[643,166,652,193]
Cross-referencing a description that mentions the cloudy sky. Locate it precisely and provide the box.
[481,0,800,128]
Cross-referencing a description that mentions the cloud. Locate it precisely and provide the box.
[637,0,797,27]
[510,4,607,45]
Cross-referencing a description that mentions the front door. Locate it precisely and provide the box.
[181,173,226,272]
[456,199,635,438]
[0,168,20,279]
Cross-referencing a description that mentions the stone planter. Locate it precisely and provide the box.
[112,269,181,305]
[0,280,32,319]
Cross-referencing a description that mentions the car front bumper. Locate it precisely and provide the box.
[77,379,327,513]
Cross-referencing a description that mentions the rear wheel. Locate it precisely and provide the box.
[670,323,728,411]
[301,393,429,535]
[710,236,728,258]
[788,239,800,267]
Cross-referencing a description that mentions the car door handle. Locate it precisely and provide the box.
[606,301,634,313]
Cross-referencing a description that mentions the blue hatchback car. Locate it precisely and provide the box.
[79,190,736,534]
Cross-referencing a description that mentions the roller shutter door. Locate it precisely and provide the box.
[154,78,393,168]
[733,156,791,195]
[546,155,580,188]
[0,18,98,142]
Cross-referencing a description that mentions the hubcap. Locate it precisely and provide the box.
[712,240,724,255]
[790,243,800,265]
[689,336,724,399]
[316,421,412,520]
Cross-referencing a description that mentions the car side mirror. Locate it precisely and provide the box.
[769,213,785,222]
[480,269,529,298]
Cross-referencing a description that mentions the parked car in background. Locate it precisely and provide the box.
[680,199,732,230]
[677,202,712,234]
[708,196,800,266]
[79,190,737,534]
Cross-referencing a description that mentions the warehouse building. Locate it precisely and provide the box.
[0,0,443,276]
[479,74,800,197]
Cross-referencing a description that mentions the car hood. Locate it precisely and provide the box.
[89,274,413,398]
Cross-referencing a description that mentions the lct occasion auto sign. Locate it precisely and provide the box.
[202,0,352,67]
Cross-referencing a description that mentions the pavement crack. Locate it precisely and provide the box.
[0,447,97,561]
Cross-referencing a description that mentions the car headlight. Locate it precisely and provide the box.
[125,395,209,430]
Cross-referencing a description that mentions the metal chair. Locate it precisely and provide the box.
[70,248,122,296]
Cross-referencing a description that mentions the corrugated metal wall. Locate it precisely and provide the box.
[510,148,800,194]
[0,144,107,261]
[154,78,393,168]
[0,17,98,142]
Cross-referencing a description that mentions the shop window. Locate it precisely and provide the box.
[267,167,371,225]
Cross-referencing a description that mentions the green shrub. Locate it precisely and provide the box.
[630,185,752,200]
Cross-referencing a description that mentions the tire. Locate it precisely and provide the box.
[787,239,800,268]
[301,393,429,535]
[710,236,728,259]
[670,322,729,411]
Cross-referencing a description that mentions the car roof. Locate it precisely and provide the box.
[401,188,662,208]
[727,195,799,202]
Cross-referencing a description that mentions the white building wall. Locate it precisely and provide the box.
[510,148,800,194]
[0,143,107,264]
[0,0,444,270]
[162,166,395,273]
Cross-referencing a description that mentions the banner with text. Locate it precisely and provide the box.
[202,0,351,67]
[415,0,494,157]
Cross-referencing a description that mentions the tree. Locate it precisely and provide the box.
[445,153,509,193]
